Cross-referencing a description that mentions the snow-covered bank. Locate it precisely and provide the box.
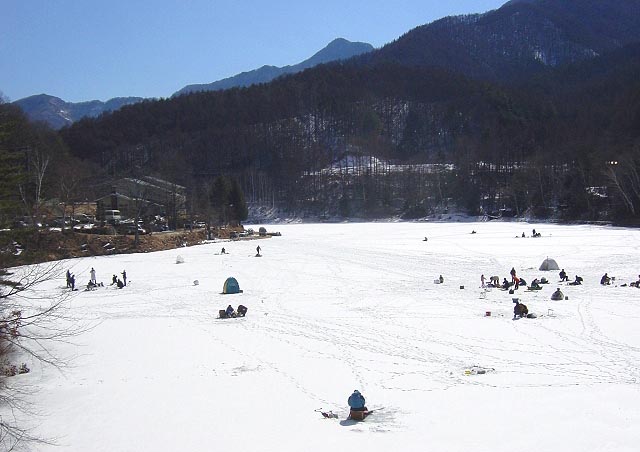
[3,222,640,451]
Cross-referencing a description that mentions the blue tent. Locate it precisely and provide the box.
[223,277,241,294]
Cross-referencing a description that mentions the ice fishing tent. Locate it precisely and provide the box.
[539,258,559,271]
[222,277,242,294]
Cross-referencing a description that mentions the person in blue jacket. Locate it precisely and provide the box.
[348,390,367,412]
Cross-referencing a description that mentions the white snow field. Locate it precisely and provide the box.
[4,222,640,452]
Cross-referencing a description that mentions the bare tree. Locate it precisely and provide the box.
[18,147,50,227]
[1,261,85,450]
[605,161,636,215]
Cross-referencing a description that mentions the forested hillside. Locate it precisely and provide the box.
[57,40,640,219]
[368,0,640,81]
[56,0,640,223]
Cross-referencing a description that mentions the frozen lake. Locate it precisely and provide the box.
[4,222,640,451]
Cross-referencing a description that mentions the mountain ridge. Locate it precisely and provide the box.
[12,38,374,128]
[172,38,374,96]
[364,0,640,82]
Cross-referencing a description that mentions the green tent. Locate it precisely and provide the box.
[223,277,241,294]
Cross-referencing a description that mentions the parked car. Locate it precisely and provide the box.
[73,214,93,224]
[124,225,147,235]
[73,223,95,232]
[104,209,122,224]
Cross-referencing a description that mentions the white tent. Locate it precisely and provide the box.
[539,258,559,271]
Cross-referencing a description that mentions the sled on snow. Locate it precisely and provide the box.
[348,409,372,421]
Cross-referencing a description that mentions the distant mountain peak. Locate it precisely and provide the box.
[13,94,143,129]
[173,38,374,96]
[503,0,539,6]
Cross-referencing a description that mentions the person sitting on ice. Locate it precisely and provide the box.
[551,288,564,300]
[348,390,368,420]
[559,269,568,282]
[529,279,542,290]
[439,275,444,284]
[86,280,97,291]
[600,273,611,285]
[221,247,226,254]
[225,304,236,318]
[116,279,124,289]
[569,275,583,286]
[502,278,511,290]
[237,305,248,317]
[513,301,529,319]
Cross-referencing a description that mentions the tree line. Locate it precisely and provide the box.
[3,44,640,226]
[53,44,640,222]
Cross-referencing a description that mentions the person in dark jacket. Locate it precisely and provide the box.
[569,275,583,286]
[529,279,541,290]
[559,269,568,282]
[226,304,236,318]
[348,390,367,411]
[121,270,127,286]
[237,305,248,317]
[513,301,529,318]
[600,273,611,285]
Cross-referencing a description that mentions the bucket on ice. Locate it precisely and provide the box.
[485,311,491,317]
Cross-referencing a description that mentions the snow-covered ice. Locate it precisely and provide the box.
[3,222,640,451]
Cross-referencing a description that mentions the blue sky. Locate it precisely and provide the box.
[2,0,507,102]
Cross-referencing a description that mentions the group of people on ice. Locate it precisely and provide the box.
[220,304,248,318]
[66,268,127,291]
[559,269,583,285]
[518,228,542,238]
[478,265,594,292]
